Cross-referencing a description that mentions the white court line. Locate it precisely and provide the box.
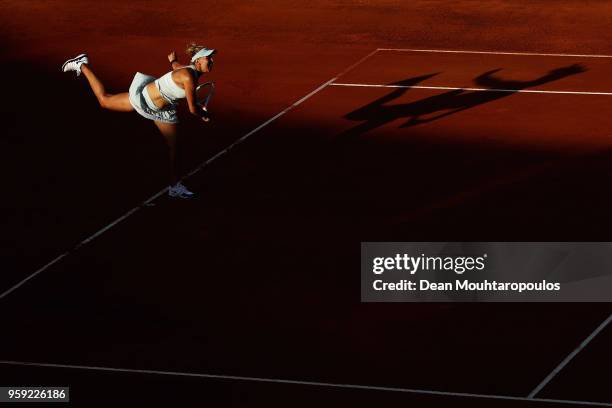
[0,360,610,407]
[330,82,612,96]
[378,48,612,58]
[528,313,612,398]
[0,49,380,302]
[185,49,380,177]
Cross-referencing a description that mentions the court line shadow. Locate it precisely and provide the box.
[339,64,587,140]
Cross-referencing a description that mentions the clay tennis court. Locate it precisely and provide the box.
[2,1,612,406]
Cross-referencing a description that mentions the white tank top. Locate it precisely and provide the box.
[154,65,199,104]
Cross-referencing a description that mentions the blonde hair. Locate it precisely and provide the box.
[186,43,206,58]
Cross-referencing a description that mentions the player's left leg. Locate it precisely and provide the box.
[153,120,195,199]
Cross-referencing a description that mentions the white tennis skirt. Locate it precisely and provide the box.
[128,72,178,124]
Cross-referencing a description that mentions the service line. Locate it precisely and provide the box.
[330,83,612,96]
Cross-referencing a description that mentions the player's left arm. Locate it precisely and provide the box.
[167,51,182,70]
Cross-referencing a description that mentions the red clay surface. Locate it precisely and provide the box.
[340,51,612,91]
[2,1,612,406]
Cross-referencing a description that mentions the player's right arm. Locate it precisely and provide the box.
[178,69,210,122]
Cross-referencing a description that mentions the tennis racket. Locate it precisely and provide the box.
[196,81,215,121]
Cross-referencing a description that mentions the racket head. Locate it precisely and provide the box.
[195,81,215,108]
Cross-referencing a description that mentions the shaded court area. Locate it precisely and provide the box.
[4,363,608,408]
[2,46,612,406]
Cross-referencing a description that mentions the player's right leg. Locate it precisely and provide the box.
[62,54,133,112]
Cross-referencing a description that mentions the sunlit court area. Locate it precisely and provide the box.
[2,1,612,406]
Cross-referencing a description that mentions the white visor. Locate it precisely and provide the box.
[191,48,216,63]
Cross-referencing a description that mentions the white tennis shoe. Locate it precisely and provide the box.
[61,53,89,76]
[169,182,196,199]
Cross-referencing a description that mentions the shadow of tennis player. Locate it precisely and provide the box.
[339,64,586,139]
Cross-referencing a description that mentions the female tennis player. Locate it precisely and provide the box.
[61,43,216,199]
